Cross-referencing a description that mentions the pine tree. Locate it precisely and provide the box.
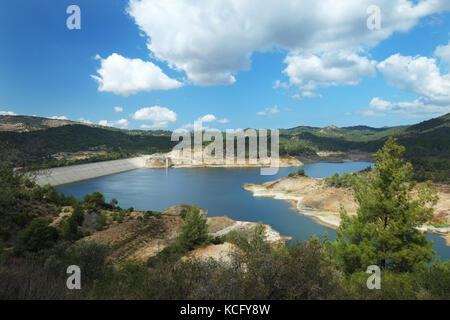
[178,205,209,251]
[334,138,438,273]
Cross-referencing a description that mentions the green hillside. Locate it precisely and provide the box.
[0,124,176,167]
[0,113,448,182]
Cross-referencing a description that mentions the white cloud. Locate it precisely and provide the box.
[363,52,450,118]
[301,91,323,99]
[133,106,177,128]
[361,108,386,117]
[365,97,449,117]
[98,118,130,129]
[181,114,229,130]
[0,110,16,116]
[377,54,450,104]
[114,106,123,112]
[435,41,450,65]
[127,0,450,86]
[273,80,289,90]
[257,106,280,117]
[217,118,229,124]
[49,116,68,120]
[78,118,92,124]
[362,97,450,118]
[116,119,130,128]
[283,51,376,95]
[91,53,183,96]
[199,114,217,123]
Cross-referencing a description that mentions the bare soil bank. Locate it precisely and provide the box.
[243,176,450,239]
[57,205,290,263]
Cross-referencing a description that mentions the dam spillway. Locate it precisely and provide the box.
[34,155,151,186]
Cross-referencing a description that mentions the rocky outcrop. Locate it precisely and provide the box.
[162,204,208,216]
[207,216,290,244]
[243,176,450,234]
[78,205,289,263]
[183,243,238,264]
[145,150,303,168]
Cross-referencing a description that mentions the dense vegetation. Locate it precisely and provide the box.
[0,124,176,167]
[0,113,449,183]
[324,166,372,188]
[280,113,450,184]
[0,139,449,300]
[334,139,437,273]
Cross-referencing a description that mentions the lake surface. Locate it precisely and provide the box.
[56,161,449,261]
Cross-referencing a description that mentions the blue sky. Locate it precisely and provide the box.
[1,0,450,130]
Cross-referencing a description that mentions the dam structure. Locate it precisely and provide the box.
[34,155,152,186]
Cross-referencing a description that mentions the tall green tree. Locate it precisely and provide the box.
[178,205,209,251]
[334,138,437,273]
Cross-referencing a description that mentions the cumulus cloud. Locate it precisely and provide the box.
[127,0,450,86]
[435,41,450,65]
[133,106,177,128]
[0,110,16,116]
[114,106,123,112]
[49,116,68,120]
[199,114,217,123]
[181,114,229,130]
[363,52,450,118]
[98,118,130,129]
[91,53,183,96]
[78,118,92,124]
[283,51,376,95]
[257,106,280,117]
[363,97,449,118]
[377,54,450,104]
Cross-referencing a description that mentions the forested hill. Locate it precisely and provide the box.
[0,113,449,182]
[278,113,449,183]
[0,115,100,132]
[279,112,449,159]
[0,123,176,167]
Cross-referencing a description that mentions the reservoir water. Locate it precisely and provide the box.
[56,161,449,261]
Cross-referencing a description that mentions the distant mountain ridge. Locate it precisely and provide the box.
[0,115,101,132]
[0,113,449,176]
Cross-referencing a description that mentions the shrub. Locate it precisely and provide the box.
[288,168,306,178]
[65,241,111,283]
[84,191,106,210]
[18,218,59,252]
[110,198,118,207]
[71,204,84,226]
[96,213,108,231]
[178,205,209,251]
[147,242,187,267]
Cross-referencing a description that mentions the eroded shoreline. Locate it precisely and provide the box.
[242,176,450,245]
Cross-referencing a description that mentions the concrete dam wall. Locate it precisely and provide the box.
[34,156,150,186]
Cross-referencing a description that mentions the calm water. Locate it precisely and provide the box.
[56,162,449,261]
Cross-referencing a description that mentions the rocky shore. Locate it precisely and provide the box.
[243,175,450,240]
[145,150,303,168]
